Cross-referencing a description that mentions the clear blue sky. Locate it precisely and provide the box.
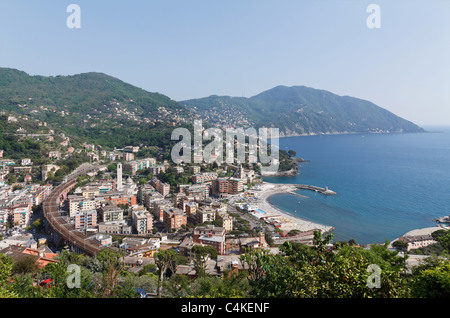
[0,0,449,125]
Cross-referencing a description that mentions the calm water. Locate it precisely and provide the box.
[264,126,450,245]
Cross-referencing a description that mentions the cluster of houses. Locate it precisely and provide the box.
[0,182,53,230]
[62,161,249,236]
[66,163,151,236]
[0,152,35,185]
[59,159,272,276]
[0,233,59,271]
[0,137,271,280]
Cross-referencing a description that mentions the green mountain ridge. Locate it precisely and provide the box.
[0,68,424,152]
[181,85,425,136]
[0,67,194,149]
[0,67,187,117]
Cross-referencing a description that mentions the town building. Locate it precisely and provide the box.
[183,184,210,200]
[123,158,157,175]
[124,146,140,153]
[103,192,137,206]
[11,204,31,228]
[21,158,32,166]
[211,177,243,196]
[196,206,217,224]
[98,219,133,235]
[397,234,437,251]
[225,232,269,254]
[48,151,61,160]
[217,212,233,232]
[192,172,218,184]
[70,210,98,230]
[124,238,160,258]
[137,184,156,204]
[41,164,59,181]
[189,166,201,174]
[144,191,164,211]
[149,164,165,176]
[150,178,170,196]
[0,159,15,168]
[151,199,173,222]
[193,225,226,255]
[68,195,102,217]
[90,234,113,247]
[131,206,153,234]
[13,166,32,175]
[173,166,184,174]
[123,152,135,161]
[99,201,123,222]
[185,202,197,217]
[0,245,59,269]
[163,207,187,232]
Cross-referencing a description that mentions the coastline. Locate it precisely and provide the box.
[278,129,427,138]
[252,182,335,235]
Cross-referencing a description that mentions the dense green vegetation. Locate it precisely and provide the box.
[0,68,187,118]
[0,134,44,160]
[1,231,450,298]
[278,149,299,172]
[182,85,425,136]
[0,68,194,150]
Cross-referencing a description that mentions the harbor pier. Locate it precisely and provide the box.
[294,184,336,195]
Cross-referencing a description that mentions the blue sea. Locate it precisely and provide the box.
[264,126,450,245]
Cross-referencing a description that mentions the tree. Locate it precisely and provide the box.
[138,264,157,276]
[7,175,17,185]
[185,272,249,298]
[0,254,13,283]
[436,230,450,253]
[410,259,450,298]
[164,273,191,297]
[32,218,43,231]
[392,240,409,250]
[264,232,274,247]
[107,163,117,172]
[12,256,39,275]
[240,231,410,298]
[288,150,296,157]
[191,245,218,278]
[95,249,125,297]
[39,259,97,298]
[154,249,178,298]
[431,229,447,240]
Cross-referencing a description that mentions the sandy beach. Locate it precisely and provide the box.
[251,182,335,234]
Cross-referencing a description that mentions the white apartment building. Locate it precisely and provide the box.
[68,195,103,217]
[131,206,153,234]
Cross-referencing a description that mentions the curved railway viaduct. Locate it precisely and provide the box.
[42,164,104,256]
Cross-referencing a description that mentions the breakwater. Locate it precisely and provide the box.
[294,184,336,195]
